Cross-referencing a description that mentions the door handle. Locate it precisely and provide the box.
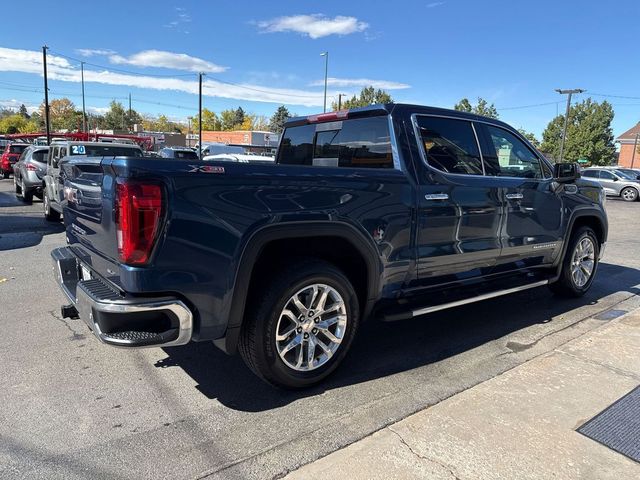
[505,193,524,200]
[424,193,449,201]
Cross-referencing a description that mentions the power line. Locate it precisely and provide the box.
[497,101,563,111]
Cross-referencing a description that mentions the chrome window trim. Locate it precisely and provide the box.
[388,114,402,171]
[470,122,486,176]
[411,112,553,181]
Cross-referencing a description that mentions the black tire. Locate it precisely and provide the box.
[620,187,638,202]
[43,189,61,222]
[238,259,360,389]
[3,171,9,179]
[549,226,599,297]
[14,175,21,195]
[19,178,33,203]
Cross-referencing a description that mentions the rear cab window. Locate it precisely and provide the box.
[277,115,394,169]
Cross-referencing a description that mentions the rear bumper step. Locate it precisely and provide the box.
[51,246,193,348]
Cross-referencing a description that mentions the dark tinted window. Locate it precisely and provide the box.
[599,170,615,180]
[482,125,543,179]
[582,170,599,178]
[31,150,48,163]
[415,116,483,175]
[278,116,393,168]
[9,144,27,154]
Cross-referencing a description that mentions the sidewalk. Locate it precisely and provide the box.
[285,310,640,479]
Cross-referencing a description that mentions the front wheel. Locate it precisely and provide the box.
[549,226,599,297]
[238,259,360,389]
[620,187,638,202]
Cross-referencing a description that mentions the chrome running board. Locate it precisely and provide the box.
[409,279,549,318]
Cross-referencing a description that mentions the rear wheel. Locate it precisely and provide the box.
[238,259,360,389]
[43,188,61,222]
[2,171,9,179]
[20,179,33,203]
[14,175,21,195]
[620,187,638,202]
[549,226,599,297]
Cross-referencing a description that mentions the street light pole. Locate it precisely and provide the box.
[320,52,329,113]
[555,88,585,163]
[198,72,203,159]
[81,61,87,133]
[42,45,51,146]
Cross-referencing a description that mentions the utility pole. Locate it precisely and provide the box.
[555,88,585,163]
[81,61,87,133]
[338,93,346,110]
[42,45,51,145]
[631,132,639,169]
[320,51,329,113]
[198,72,203,159]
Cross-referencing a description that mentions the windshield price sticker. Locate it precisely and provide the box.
[71,145,86,155]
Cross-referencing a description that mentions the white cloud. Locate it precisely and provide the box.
[257,14,368,39]
[426,2,446,8]
[108,50,228,73]
[0,46,326,107]
[75,48,116,57]
[309,77,411,90]
[86,106,110,115]
[0,99,39,114]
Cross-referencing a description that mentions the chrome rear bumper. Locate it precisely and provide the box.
[51,246,193,348]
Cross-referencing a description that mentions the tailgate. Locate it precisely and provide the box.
[62,156,119,268]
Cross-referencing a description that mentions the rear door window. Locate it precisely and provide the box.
[278,116,393,168]
[32,150,48,163]
[415,116,483,175]
[582,170,599,178]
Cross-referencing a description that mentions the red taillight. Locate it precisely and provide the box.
[115,181,163,265]
[26,164,38,171]
[307,110,349,124]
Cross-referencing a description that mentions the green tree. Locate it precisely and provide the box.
[454,97,499,119]
[540,98,615,165]
[269,105,290,133]
[220,109,238,130]
[18,104,29,119]
[334,86,393,110]
[234,107,246,127]
[518,129,540,148]
[0,114,39,133]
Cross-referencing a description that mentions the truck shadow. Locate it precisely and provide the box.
[157,262,640,412]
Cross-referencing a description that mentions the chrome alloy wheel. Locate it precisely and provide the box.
[275,284,347,372]
[622,188,638,201]
[571,236,595,288]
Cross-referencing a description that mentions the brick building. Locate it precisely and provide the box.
[616,122,640,168]
[201,130,279,154]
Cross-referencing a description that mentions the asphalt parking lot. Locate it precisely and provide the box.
[1,179,640,480]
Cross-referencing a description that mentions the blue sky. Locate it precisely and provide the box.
[1,0,639,138]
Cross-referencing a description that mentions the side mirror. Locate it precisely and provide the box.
[553,162,580,183]
[613,177,619,182]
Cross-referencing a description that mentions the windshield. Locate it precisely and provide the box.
[70,145,143,156]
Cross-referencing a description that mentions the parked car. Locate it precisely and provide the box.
[158,147,200,160]
[202,153,275,163]
[13,145,49,202]
[613,168,640,180]
[582,167,640,201]
[43,141,143,221]
[51,103,607,389]
[199,143,245,157]
[1,143,29,179]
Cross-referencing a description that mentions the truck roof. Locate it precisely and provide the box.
[284,103,514,130]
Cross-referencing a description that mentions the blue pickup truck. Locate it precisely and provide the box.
[51,103,607,388]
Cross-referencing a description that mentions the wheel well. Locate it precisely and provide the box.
[246,236,370,317]
[572,216,605,246]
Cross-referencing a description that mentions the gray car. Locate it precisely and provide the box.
[582,167,640,201]
[13,145,49,203]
